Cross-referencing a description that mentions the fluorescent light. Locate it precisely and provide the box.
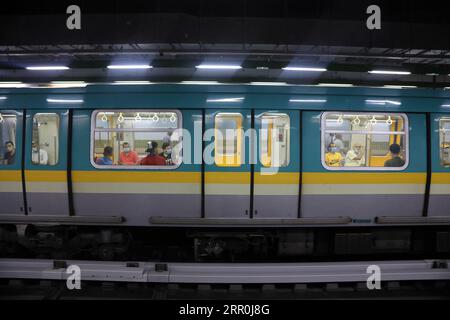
[181,81,220,85]
[318,83,354,87]
[26,66,69,70]
[0,97,6,100]
[283,67,327,72]
[50,81,87,88]
[289,99,326,103]
[426,73,440,76]
[369,70,411,75]
[250,82,287,86]
[207,97,244,103]
[256,66,269,70]
[107,65,152,70]
[47,98,83,103]
[113,81,152,85]
[442,105,450,108]
[196,64,242,70]
[366,99,401,106]
[0,82,27,88]
[384,85,417,89]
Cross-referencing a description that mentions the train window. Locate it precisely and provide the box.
[215,113,243,167]
[0,112,17,165]
[32,113,59,166]
[321,112,408,170]
[260,113,290,167]
[91,110,182,169]
[439,117,450,167]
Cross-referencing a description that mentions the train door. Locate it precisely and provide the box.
[253,110,300,218]
[24,110,70,216]
[204,109,252,218]
[0,109,24,215]
[428,113,450,216]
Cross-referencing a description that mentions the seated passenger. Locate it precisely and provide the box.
[31,141,48,165]
[384,143,405,167]
[159,142,173,165]
[96,146,113,165]
[344,143,365,166]
[3,141,16,165]
[140,141,166,166]
[118,142,139,165]
[325,143,342,167]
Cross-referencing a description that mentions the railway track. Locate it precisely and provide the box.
[0,258,449,299]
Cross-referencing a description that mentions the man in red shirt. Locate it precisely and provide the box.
[140,141,166,166]
[118,142,139,165]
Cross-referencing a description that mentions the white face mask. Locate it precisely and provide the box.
[123,147,130,152]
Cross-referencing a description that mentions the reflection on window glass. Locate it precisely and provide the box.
[440,117,450,167]
[322,113,407,170]
[215,113,242,167]
[0,112,17,166]
[92,110,181,168]
[32,113,59,166]
[260,113,290,167]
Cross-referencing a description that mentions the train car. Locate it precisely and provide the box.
[0,83,449,261]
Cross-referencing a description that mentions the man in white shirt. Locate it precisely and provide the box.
[345,143,365,166]
[32,141,48,165]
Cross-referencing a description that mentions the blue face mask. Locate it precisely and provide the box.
[330,147,338,152]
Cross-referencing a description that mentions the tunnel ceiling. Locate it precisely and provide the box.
[0,0,449,87]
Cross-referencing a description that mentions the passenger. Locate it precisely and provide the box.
[96,146,113,165]
[344,143,365,166]
[384,143,405,167]
[140,141,166,166]
[333,134,345,154]
[325,134,345,155]
[118,142,139,165]
[159,142,173,165]
[3,141,16,165]
[325,142,342,167]
[31,141,48,165]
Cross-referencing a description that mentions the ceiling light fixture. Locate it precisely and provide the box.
[369,70,411,75]
[283,67,327,72]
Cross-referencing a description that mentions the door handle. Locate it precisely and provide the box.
[245,210,248,215]
[254,210,258,216]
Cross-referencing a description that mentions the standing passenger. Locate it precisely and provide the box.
[140,141,166,166]
[159,142,173,165]
[31,141,48,165]
[384,143,405,167]
[3,141,16,165]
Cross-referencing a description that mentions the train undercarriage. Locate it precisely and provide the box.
[1,224,450,262]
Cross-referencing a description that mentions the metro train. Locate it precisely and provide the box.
[0,83,449,261]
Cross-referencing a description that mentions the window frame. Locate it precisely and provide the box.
[90,109,183,170]
[0,111,18,166]
[259,112,290,168]
[439,116,450,168]
[31,112,60,166]
[320,111,409,171]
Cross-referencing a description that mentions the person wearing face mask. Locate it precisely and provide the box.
[159,142,173,165]
[325,142,342,167]
[3,141,16,165]
[344,143,365,167]
[140,141,166,166]
[118,142,139,165]
[31,141,48,165]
